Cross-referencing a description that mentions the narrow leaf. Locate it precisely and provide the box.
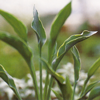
[80,57,100,96]
[58,77,72,100]
[32,7,46,48]
[40,58,65,84]
[0,9,27,42]
[51,89,63,100]
[71,46,80,82]
[0,32,32,66]
[0,32,40,100]
[0,64,22,100]
[52,31,97,71]
[88,57,100,78]
[88,86,100,100]
[48,1,72,63]
[79,81,100,99]
[57,31,97,58]
[50,1,71,40]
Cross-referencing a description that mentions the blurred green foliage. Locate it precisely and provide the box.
[0,14,100,79]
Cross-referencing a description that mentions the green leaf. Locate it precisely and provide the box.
[88,57,100,78]
[0,32,40,100]
[51,89,63,100]
[71,46,80,82]
[40,58,65,84]
[0,64,22,100]
[58,77,72,100]
[79,81,100,99]
[57,30,97,58]
[0,9,27,42]
[80,57,100,96]
[50,1,71,40]
[0,32,32,66]
[31,7,46,48]
[88,86,100,100]
[52,31,97,71]
[48,1,72,63]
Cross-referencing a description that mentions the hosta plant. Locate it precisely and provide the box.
[0,1,100,100]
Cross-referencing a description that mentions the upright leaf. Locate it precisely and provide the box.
[58,77,72,100]
[71,46,80,82]
[88,57,100,78]
[51,89,63,100]
[71,46,80,100]
[80,57,100,96]
[31,7,46,48]
[0,9,27,42]
[79,81,100,99]
[48,1,72,63]
[0,64,22,100]
[88,86,100,100]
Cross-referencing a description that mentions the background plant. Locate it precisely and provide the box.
[0,0,100,100]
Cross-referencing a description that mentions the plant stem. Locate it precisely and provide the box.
[43,73,49,100]
[47,77,53,100]
[80,77,89,96]
[72,81,77,100]
[39,47,43,100]
[29,58,40,100]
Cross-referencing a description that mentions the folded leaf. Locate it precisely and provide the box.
[71,46,80,82]
[0,64,22,100]
[40,58,65,84]
[0,9,27,42]
[57,31,97,58]
[48,1,72,63]
[58,77,72,100]
[32,7,46,48]
[0,32,32,66]
[51,89,63,100]
[52,31,97,70]
[88,86,100,100]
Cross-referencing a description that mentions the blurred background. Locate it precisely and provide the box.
[0,0,100,80]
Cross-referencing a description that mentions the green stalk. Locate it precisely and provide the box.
[80,77,89,96]
[43,73,49,100]
[72,82,77,100]
[47,78,54,100]
[29,57,40,100]
[39,47,43,100]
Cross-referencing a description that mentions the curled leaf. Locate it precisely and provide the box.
[52,31,97,71]
[0,9,27,42]
[0,64,22,100]
[40,58,65,84]
[58,77,72,100]
[57,30,97,58]
[51,89,63,100]
[32,7,46,48]
[71,46,80,82]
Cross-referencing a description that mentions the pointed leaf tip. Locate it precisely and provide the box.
[0,9,27,42]
[81,30,98,37]
[32,7,46,48]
